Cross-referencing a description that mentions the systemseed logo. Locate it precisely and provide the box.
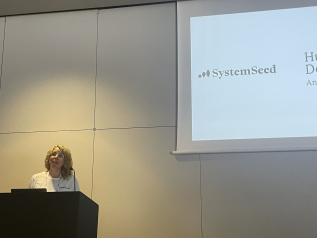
[197,65,277,79]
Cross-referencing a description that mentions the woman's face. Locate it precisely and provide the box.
[49,147,65,171]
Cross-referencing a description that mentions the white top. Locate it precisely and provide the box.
[29,171,80,192]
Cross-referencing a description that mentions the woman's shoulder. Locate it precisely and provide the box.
[31,171,47,179]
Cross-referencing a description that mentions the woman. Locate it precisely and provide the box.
[29,144,80,192]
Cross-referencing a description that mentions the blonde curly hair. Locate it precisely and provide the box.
[44,144,73,180]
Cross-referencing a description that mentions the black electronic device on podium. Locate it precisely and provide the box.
[0,191,99,238]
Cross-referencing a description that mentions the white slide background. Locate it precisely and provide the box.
[191,6,317,141]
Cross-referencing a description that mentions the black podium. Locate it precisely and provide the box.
[0,191,99,238]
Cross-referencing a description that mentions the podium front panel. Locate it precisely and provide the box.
[0,192,98,238]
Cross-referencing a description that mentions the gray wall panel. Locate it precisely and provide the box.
[94,128,201,238]
[96,4,176,128]
[199,151,317,238]
[0,11,97,132]
[0,17,4,90]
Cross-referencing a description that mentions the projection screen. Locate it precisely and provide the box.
[174,0,317,154]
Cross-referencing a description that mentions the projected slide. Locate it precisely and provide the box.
[191,6,317,141]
